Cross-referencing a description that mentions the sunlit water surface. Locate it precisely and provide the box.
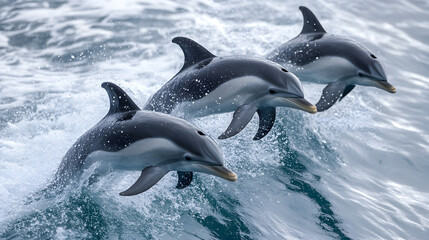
[0,0,428,239]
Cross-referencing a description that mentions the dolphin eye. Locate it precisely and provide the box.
[281,68,288,72]
[197,130,205,136]
[370,54,377,59]
[269,89,276,94]
[184,155,192,161]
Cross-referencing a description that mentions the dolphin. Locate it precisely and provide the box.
[48,82,236,196]
[267,6,396,111]
[145,36,316,141]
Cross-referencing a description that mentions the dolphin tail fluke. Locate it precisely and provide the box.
[218,104,258,139]
[253,107,276,140]
[176,171,193,189]
[119,166,168,196]
[316,82,347,112]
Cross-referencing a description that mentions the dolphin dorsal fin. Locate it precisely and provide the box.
[172,37,216,71]
[299,6,326,34]
[101,82,140,115]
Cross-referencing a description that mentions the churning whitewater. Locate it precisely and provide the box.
[1,1,428,239]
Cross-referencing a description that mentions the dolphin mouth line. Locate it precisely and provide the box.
[283,97,317,113]
[375,81,396,93]
[358,73,396,93]
[200,165,237,181]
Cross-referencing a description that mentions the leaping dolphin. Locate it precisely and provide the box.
[48,82,236,196]
[145,36,316,141]
[267,6,396,111]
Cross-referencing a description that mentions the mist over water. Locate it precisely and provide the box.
[1,0,428,239]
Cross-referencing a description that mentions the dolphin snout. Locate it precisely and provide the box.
[358,66,396,93]
[200,165,238,182]
[284,97,317,113]
[376,81,396,93]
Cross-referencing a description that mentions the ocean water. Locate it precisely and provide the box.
[0,0,428,239]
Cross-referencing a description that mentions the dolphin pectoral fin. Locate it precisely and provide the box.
[339,85,355,102]
[176,171,193,189]
[119,167,168,196]
[253,107,276,140]
[316,82,346,112]
[218,105,258,139]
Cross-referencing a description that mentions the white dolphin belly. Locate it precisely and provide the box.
[174,76,269,118]
[84,138,185,171]
[291,56,357,84]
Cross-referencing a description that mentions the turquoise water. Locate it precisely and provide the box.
[1,0,428,239]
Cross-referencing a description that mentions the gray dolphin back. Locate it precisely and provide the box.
[144,37,218,113]
[51,83,141,187]
[144,37,296,114]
